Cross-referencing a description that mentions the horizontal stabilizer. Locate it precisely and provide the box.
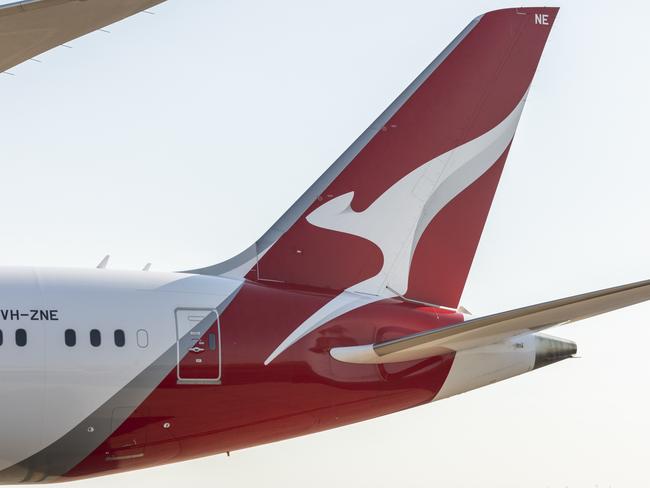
[0,0,165,73]
[331,279,650,364]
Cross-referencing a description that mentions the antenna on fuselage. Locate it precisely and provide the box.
[142,263,152,271]
[96,255,110,269]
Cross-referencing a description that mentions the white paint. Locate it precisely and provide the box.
[433,334,536,400]
[306,94,527,297]
[0,267,241,472]
[3,1,649,486]
[534,13,549,25]
[264,291,383,365]
[330,343,377,364]
[265,94,528,365]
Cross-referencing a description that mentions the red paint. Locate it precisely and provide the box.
[252,8,557,296]
[406,147,510,307]
[65,281,456,480]
[59,7,559,481]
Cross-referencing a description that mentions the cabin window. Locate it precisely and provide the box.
[15,329,27,347]
[136,329,149,348]
[114,329,126,347]
[90,329,101,347]
[65,329,76,347]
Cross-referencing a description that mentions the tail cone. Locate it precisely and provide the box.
[534,333,577,370]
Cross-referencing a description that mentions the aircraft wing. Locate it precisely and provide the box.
[331,279,650,364]
[0,0,165,73]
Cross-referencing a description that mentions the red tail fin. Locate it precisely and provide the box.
[193,7,559,308]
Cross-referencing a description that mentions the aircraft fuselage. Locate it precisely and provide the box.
[0,266,550,483]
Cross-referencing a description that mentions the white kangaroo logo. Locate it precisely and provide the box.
[265,94,528,365]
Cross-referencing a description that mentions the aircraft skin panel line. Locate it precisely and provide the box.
[0,6,640,486]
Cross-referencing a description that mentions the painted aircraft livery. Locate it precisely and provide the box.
[1,1,648,484]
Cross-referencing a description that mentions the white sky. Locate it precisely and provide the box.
[2,0,650,486]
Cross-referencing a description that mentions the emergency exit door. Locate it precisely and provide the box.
[175,308,221,384]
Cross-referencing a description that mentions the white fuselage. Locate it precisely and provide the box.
[0,266,569,484]
[0,266,240,472]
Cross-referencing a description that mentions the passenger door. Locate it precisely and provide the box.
[174,308,221,384]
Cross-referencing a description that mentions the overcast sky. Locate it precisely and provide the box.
[2,0,650,487]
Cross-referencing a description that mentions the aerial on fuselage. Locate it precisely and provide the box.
[0,2,647,485]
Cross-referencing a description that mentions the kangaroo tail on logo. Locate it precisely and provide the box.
[189,7,558,310]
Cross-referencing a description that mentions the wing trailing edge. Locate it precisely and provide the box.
[331,279,650,364]
[0,0,165,73]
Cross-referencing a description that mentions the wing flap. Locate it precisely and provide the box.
[0,0,165,73]
[331,279,650,364]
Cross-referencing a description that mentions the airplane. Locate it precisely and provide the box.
[0,1,647,484]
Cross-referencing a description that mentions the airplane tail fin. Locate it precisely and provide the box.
[192,7,559,309]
